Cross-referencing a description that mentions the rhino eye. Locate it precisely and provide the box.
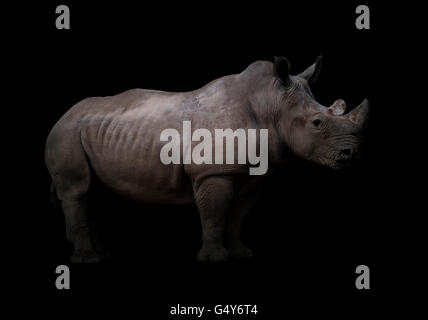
[312,119,321,127]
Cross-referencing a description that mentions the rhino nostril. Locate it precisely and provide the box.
[340,149,352,159]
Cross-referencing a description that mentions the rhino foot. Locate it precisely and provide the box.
[92,245,112,260]
[197,247,229,262]
[71,249,103,263]
[229,244,253,259]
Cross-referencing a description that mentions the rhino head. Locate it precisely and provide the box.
[272,56,369,169]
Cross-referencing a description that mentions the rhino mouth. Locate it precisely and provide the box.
[316,156,351,170]
[314,147,359,169]
[332,147,356,168]
[335,158,353,168]
[327,154,353,169]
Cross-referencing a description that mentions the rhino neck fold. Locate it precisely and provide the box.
[246,77,292,166]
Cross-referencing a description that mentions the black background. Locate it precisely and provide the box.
[35,0,417,317]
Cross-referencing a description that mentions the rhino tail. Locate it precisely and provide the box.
[50,182,58,208]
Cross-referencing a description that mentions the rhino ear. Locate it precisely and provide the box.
[273,56,291,86]
[299,55,322,84]
[329,99,347,116]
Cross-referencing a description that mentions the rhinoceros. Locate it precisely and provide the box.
[45,56,369,262]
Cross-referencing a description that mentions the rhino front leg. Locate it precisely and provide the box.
[194,177,234,262]
[226,181,263,258]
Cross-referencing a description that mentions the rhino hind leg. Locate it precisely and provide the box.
[60,198,100,263]
[48,135,108,263]
[194,177,233,262]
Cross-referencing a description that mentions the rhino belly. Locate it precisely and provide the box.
[80,119,194,204]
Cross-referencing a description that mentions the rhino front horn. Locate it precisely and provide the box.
[346,99,369,126]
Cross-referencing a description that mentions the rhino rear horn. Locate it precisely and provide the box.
[299,55,322,84]
[345,99,369,126]
[273,56,291,86]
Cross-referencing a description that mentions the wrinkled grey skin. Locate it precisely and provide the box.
[45,56,369,262]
